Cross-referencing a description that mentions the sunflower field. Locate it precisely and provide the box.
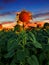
[0,25,49,65]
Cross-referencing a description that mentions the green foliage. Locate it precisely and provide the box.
[0,27,49,65]
[27,55,39,65]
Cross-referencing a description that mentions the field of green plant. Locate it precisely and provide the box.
[0,25,49,65]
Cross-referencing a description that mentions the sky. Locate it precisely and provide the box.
[0,0,49,23]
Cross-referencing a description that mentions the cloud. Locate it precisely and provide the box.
[0,11,49,21]
[3,0,17,3]
[33,12,49,18]
[0,11,16,16]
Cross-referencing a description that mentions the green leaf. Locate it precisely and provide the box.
[7,38,17,51]
[17,50,25,62]
[27,55,39,65]
[39,53,45,65]
[48,61,49,65]
[43,44,49,52]
[28,32,42,48]
[4,49,15,58]
[27,57,34,65]
[34,41,42,48]
[19,30,27,46]
[48,38,49,44]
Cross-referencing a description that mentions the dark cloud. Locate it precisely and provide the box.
[3,0,16,3]
[33,12,49,18]
[0,11,16,16]
[0,11,49,19]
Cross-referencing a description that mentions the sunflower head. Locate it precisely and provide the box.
[19,10,32,23]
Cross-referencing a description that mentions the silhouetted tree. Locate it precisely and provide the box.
[44,23,49,28]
